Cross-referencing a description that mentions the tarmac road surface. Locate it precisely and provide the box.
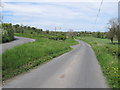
[0,36,35,54]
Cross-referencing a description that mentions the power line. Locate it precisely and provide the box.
[95,0,104,25]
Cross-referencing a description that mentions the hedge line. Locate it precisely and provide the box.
[48,36,66,41]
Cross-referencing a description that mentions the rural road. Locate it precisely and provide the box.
[0,36,35,54]
[3,39,108,88]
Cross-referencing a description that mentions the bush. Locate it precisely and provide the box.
[2,23,14,43]
[48,35,66,41]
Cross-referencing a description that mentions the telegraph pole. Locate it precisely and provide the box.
[54,27,61,35]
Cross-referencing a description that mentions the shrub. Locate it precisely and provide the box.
[48,35,66,41]
[2,23,14,43]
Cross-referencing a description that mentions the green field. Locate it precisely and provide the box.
[77,36,119,88]
[2,34,78,80]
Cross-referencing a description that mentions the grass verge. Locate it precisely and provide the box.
[2,34,78,81]
[77,36,119,88]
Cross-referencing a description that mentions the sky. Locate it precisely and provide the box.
[2,0,119,32]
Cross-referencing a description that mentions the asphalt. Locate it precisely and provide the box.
[3,39,108,88]
[0,36,35,54]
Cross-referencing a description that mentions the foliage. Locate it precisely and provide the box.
[48,35,66,41]
[12,24,43,34]
[2,23,14,43]
[2,23,69,43]
[93,32,107,39]
[73,31,107,39]
[107,18,120,43]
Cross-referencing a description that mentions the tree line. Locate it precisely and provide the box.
[2,23,43,43]
[2,18,120,44]
[1,23,67,43]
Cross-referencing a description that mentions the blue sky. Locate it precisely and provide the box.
[3,0,119,32]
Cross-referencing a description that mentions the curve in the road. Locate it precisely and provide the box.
[0,36,35,54]
[3,39,108,88]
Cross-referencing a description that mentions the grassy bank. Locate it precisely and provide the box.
[77,36,119,88]
[2,34,78,81]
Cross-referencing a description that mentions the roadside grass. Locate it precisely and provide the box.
[2,34,78,81]
[77,36,119,88]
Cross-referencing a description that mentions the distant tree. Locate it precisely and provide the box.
[35,29,42,34]
[27,26,31,30]
[32,27,36,30]
[13,24,21,33]
[46,30,49,34]
[96,32,101,38]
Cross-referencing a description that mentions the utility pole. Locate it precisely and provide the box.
[55,27,56,32]
[54,27,61,36]
[55,27,57,35]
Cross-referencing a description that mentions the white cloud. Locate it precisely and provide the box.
[3,2,94,19]
[3,1,118,31]
[3,3,46,15]
[3,0,120,2]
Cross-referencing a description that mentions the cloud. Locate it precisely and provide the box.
[2,1,118,31]
[3,2,97,24]
[3,0,119,2]
[3,3,46,15]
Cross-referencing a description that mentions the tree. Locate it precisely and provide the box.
[107,28,114,43]
[96,32,101,38]
[32,27,36,30]
[46,30,49,34]
[13,24,20,33]
[107,18,119,43]
[116,25,120,43]
[35,29,42,34]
